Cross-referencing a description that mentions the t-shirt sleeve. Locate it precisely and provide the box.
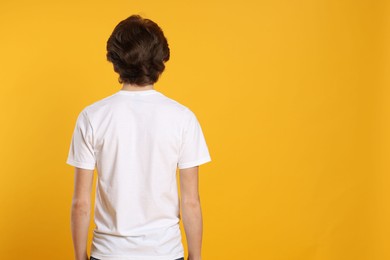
[66,109,96,170]
[177,109,212,169]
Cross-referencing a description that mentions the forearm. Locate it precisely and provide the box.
[181,201,203,260]
[71,202,91,260]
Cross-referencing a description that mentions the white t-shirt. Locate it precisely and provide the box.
[66,89,211,260]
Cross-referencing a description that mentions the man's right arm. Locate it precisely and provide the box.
[179,166,203,260]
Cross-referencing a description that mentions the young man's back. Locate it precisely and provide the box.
[67,88,211,260]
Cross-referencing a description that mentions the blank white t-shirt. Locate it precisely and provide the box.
[66,89,211,260]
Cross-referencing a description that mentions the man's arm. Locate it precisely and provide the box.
[71,167,94,260]
[179,166,203,260]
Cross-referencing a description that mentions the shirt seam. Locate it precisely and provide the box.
[82,109,96,153]
[90,254,184,260]
[66,158,95,169]
[178,156,211,169]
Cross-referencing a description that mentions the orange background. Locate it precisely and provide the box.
[0,1,389,259]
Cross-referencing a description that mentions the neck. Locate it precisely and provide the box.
[121,83,154,91]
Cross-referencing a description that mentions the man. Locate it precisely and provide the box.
[66,15,211,260]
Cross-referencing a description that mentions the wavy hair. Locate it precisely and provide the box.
[106,15,170,86]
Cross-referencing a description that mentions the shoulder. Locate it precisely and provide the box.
[157,92,187,110]
[155,92,196,118]
[78,92,119,118]
[86,92,118,110]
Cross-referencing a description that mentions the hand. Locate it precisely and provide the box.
[187,257,201,260]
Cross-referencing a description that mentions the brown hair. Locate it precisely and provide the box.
[106,15,170,86]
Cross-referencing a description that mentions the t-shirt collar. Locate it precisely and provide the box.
[117,89,158,96]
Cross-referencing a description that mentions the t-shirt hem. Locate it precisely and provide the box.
[66,158,95,170]
[178,156,211,169]
[90,252,184,260]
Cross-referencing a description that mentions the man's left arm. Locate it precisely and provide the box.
[71,167,94,260]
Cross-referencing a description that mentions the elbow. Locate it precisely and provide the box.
[71,199,91,214]
[181,198,201,208]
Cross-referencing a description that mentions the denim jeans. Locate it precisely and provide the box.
[90,257,184,260]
